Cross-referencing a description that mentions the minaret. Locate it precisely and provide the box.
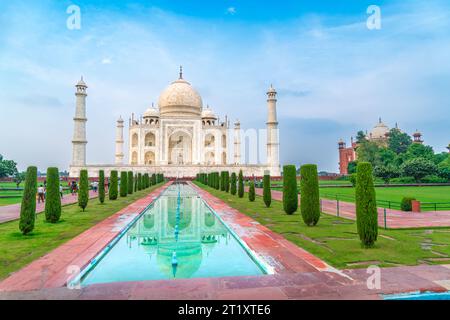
[266,85,279,168]
[72,77,88,166]
[234,120,241,164]
[115,116,124,164]
[413,130,423,144]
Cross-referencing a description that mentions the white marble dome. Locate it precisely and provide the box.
[201,106,217,119]
[158,78,203,118]
[143,107,160,118]
[370,119,389,140]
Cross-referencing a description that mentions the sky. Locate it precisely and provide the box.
[0,0,449,172]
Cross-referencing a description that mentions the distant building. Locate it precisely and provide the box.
[337,118,424,175]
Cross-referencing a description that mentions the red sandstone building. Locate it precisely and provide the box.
[338,119,426,175]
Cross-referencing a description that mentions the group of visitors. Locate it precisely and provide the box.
[37,180,65,203]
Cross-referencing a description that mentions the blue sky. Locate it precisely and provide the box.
[0,0,449,172]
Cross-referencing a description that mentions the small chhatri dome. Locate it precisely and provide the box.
[370,117,389,140]
[201,105,217,119]
[143,106,160,118]
[158,67,203,118]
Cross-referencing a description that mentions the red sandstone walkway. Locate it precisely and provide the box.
[252,187,450,229]
[0,191,98,224]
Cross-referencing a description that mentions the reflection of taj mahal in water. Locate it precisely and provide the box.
[69,67,281,178]
[126,191,228,278]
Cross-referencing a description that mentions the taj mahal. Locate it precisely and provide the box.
[69,67,281,178]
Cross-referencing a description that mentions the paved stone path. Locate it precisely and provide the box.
[1,182,450,300]
[252,187,450,229]
[0,191,98,224]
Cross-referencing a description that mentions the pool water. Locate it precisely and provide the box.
[79,183,265,286]
[384,291,450,300]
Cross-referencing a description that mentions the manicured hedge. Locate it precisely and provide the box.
[99,170,105,203]
[45,167,62,222]
[230,172,237,195]
[78,169,89,211]
[238,170,244,198]
[19,166,37,235]
[283,165,298,215]
[109,170,118,200]
[225,172,230,192]
[120,171,128,197]
[401,197,415,212]
[300,164,320,226]
[137,173,142,191]
[263,174,271,208]
[355,162,378,248]
[248,180,255,202]
[127,171,134,194]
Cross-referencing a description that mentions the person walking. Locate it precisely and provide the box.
[37,184,45,203]
[60,184,64,199]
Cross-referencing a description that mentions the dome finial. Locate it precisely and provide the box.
[379,117,382,123]
[179,65,183,79]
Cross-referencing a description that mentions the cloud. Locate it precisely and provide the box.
[226,7,236,15]
[101,58,112,64]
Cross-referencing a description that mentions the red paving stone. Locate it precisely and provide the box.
[0,190,98,224]
[250,187,450,229]
[1,182,450,300]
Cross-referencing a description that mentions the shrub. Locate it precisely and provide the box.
[134,174,138,191]
[152,173,156,186]
[45,167,62,222]
[78,169,89,211]
[401,157,438,182]
[248,181,256,202]
[225,172,230,192]
[109,170,118,200]
[98,170,105,203]
[137,173,142,190]
[420,175,447,183]
[300,164,320,226]
[355,162,378,248]
[283,165,298,215]
[120,172,128,197]
[127,171,134,194]
[263,174,271,207]
[19,166,37,235]
[230,173,237,195]
[349,174,357,187]
[390,176,416,184]
[401,197,416,212]
[238,170,244,198]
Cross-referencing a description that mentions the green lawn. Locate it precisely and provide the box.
[0,183,163,281]
[194,182,450,269]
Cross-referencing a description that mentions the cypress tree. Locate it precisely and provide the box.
[120,171,128,197]
[300,164,320,226]
[127,171,134,194]
[135,174,138,191]
[283,165,298,215]
[152,173,156,185]
[230,172,237,195]
[263,174,271,207]
[249,180,256,202]
[109,170,118,200]
[99,170,105,203]
[355,162,378,248]
[238,170,244,198]
[225,172,230,192]
[45,167,62,222]
[19,166,37,235]
[145,173,150,188]
[137,173,142,190]
[78,169,89,211]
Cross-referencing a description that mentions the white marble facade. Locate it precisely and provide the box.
[69,68,281,178]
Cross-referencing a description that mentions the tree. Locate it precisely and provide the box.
[238,170,244,198]
[356,140,380,167]
[99,170,105,204]
[45,167,62,222]
[300,164,320,226]
[151,173,156,186]
[355,131,367,143]
[405,143,434,161]
[78,169,89,211]
[378,148,397,166]
[248,180,256,202]
[230,173,237,195]
[401,157,438,182]
[0,154,18,178]
[19,166,37,235]
[374,164,399,184]
[134,174,138,191]
[355,162,378,248]
[225,172,230,192]
[347,161,358,175]
[282,165,298,215]
[109,170,118,200]
[263,174,271,207]
[438,158,450,180]
[128,171,134,194]
[13,171,26,188]
[137,173,142,191]
[120,172,128,197]
[388,128,412,154]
